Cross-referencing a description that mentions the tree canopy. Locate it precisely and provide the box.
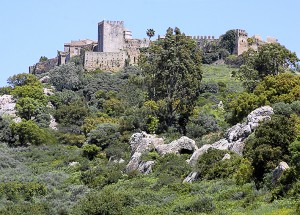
[139,27,202,133]
[233,43,299,92]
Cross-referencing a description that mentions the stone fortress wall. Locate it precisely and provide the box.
[83,20,150,71]
[234,29,278,55]
[29,22,278,74]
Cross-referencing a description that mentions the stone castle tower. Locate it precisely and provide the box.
[233,29,278,56]
[98,21,125,52]
[234,29,248,55]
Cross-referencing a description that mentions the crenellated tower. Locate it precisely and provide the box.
[98,20,125,52]
[234,29,248,55]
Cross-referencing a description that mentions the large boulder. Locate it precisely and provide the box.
[138,161,155,174]
[155,136,198,156]
[187,144,212,166]
[272,161,290,183]
[129,132,164,155]
[247,106,274,130]
[126,132,164,173]
[225,123,251,143]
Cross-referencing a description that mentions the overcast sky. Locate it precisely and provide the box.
[1,0,299,86]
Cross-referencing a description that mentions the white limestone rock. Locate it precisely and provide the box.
[183,172,199,183]
[247,106,274,130]
[155,136,198,156]
[126,132,164,173]
[272,161,290,183]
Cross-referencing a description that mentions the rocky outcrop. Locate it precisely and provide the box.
[43,87,54,96]
[156,136,198,156]
[188,106,274,165]
[183,172,199,183]
[49,115,58,130]
[138,161,155,174]
[126,132,164,173]
[272,161,290,183]
[222,153,231,160]
[187,144,212,166]
[29,57,58,75]
[247,106,274,130]
[0,95,21,123]
[40,76,50,83]
[0,95,16,116]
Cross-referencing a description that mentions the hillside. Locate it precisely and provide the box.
[0,31,300,214]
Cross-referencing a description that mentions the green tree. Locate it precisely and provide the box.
[244,115,297,184]
[82,144,101,160]
[54,101,89,126]
[49,62,84,91]
[234,43,299,92]
[39,56,48,62]
[7,73,41,87]
[87,123,120,149]
[146,28,155,40]
[10,120,56,146]
[16,97,44,120]
[218,29,237,54]
[139,27,202,133]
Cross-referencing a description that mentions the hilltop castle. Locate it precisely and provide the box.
[58,20,149,71]
[233,29,277,55]
[29,21,277,74]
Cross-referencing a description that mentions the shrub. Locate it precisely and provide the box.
[0,182,47,201]
[0,116,14,143]
[234,158,254,185]
[59,133,86,147]
[187,111,220,138]
[244,115,297,184]
[82,144,101,160]
[196,148,241,180]
[10,120,57,146]
[87,123,120,149]
[153,153,191,187]
[173,196,216,213]
[273,102,293,117]
[70,188,132,215]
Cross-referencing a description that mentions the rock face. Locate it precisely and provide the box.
[29,57,58,75]
[0,95,16,116]
[0,95,21,123]
[126,132,164,173]
[49,115,58,130]
[183,172,199,183]
[188,106,274,165]
[247,106,274,130]
[156,136,198,156]
[272,161,290,183]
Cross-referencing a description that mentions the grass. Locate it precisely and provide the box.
[202,64,244,93]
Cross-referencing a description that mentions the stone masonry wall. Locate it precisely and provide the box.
[84,51,126,71]
[98,21,125,52]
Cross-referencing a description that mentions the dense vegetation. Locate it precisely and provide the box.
[0,27,300,214]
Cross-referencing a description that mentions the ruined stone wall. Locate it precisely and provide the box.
[98,21,125,52]
[125,38,150,64]
[233,30,278,55]
[84,51,126,71]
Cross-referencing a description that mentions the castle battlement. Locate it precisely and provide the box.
[236,29,248,37]
[194,35,217,40]
[99,20,124,25]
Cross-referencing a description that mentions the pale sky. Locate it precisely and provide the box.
[1,0,299,86]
